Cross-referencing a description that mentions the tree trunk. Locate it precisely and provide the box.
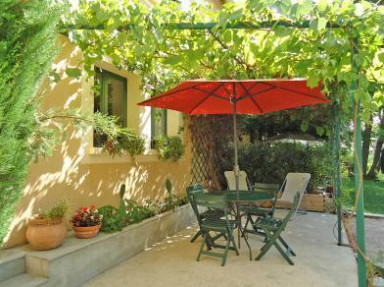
[366,141,383,178]
[366,109,384,178]
[362,114,373,175]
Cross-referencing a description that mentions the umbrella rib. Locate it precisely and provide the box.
[139,82,203,104]
[237,85,275,101]
[192,86,228,101]
[188,85,225,114]
[237,82,259,101]
[238,82,264,113]
[261,82,327,102]
[221,82,233,99]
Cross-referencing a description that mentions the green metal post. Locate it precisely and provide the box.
[334,103,343,246]
[351,36,367,287]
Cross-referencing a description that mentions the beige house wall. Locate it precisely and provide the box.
[5,36,192,248]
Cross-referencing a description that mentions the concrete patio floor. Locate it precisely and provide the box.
[82,212,357,287]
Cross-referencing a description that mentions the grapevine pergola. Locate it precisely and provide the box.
[63,2,384,286]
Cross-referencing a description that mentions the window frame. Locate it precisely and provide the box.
[151,108,167,149]
[94,67,128,147]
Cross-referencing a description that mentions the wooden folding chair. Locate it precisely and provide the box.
[253,192,301,265]
[194,194,239,266]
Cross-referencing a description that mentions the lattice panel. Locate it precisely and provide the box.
[188,115,235,190]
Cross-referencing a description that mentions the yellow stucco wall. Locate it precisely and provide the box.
[5,36,192,248]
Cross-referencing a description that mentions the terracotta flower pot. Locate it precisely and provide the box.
[26,217,67,251]
[73,224,101,239]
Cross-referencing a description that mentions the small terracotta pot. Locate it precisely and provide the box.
[26,217,67,251]
[72,224,101,239]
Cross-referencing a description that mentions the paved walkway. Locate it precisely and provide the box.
[82,212,357,287]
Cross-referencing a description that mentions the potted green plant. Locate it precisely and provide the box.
[154,135,185,161]
[71,205,103,239]
[26,201,68,250]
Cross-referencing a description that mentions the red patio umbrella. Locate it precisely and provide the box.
[138,79,330,191]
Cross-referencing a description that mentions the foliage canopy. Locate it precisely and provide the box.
[62,0,384,119]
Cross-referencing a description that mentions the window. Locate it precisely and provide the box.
[151,108,167,148]
[93,67,127,147]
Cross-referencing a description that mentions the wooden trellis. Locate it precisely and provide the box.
[188,115,236,190]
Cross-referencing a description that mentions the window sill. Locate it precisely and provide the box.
[81,150,186,165]
[81,153,158,165]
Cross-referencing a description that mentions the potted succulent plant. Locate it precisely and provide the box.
[71,205,103,239]
[26,201,68,250]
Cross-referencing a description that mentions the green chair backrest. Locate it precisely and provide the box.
[194,194,226,210]
[281,192,301,227]
[186,184,205,221]
[253,182,280,216]
[254,183,280,192]
[194,193,232,231]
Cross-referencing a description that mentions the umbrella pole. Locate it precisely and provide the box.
[233,99,240,192]
[232,98,241,249]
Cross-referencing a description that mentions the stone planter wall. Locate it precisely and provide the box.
[0,204,195,287]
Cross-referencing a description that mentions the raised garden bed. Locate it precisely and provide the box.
[0,204,195,287]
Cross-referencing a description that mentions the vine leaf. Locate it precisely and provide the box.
[307,76,320,88]
[65,68,82,79]
[316,126,325,136]
[300,121,309,132]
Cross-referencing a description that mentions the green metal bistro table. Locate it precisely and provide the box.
[210,190,275,260]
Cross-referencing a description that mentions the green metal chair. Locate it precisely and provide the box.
[240,183,280,237]
[253,192,301,265]
[194,193,239,266]
[186,184,223,243]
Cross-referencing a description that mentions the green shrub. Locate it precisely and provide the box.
[0,1,61,246]
[94,179,189,233]
[103,128,145,158]
[216,142,334,191]
[176,194,189,206]
[98,205,128,233]
[155,135,185,161]
[163,178,176,211]
[125,200,157,224]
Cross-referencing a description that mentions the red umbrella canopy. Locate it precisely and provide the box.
[138,79,330,115]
